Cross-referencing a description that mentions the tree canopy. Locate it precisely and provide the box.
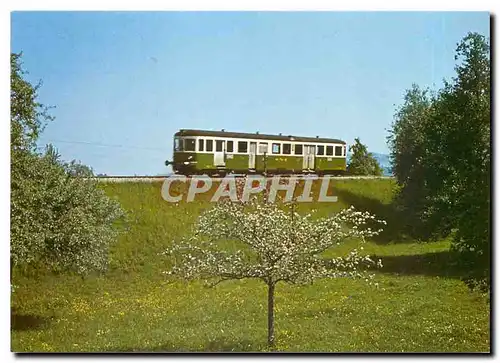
[10,53,124,276]
[388,32,490,290]
[164,191,385,348]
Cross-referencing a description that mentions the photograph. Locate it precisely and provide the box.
[10,10,491,353]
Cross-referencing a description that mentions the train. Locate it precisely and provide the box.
[165,129,347,176]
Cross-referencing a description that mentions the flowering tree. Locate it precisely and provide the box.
[163,194,385,349]
[11,53,125,278]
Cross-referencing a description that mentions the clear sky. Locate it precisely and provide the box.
[11,11,490,175]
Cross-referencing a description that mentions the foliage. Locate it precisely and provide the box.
[65,160,94,177]
[163,191,385,348]
[11,180,490,353]
[10,53,52,152]
[386,85,446,239]
[347,138,383,176]
[387,32,490,290]
[10,53,124,276]
[11,147,124,275]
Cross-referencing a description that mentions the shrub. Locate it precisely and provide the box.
[10,53,125,277]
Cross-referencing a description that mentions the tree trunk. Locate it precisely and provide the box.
[267,282,275,349]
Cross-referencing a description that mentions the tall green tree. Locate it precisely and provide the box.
[347,138,383,176]
[387,85,450,239]
[10,53,124,277]
[388,32,490,290]
[10,53,51,152]
[425,33,490,289]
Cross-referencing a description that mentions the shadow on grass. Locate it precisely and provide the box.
[11,312,52,332]
[111,338,263,352]
[334,188,410,244]
[372,250,463,279]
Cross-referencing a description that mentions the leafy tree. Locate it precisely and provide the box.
[11,53,52,152]
[424,33,490,289]
[388,32,490,290]
[163,194,385,348]
[10,53,124,276]
[386,85,449,239]
[388,84,431,186]
[347,138,383,176]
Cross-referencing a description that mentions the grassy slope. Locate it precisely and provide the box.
[11,179,490,352]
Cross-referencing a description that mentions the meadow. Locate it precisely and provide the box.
[11,179,490,352]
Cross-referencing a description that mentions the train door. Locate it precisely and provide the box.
[303,145,315,170]
[249,142,257,169]
[214,140,225,167]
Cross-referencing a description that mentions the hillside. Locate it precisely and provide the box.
[11,179,489,352]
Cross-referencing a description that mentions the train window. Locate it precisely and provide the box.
[185,139,196,152]
[227,140,234,153]
[259,142,268,154]
[216,140,224,152]
[335,146,343,156]
[294,144,303,155]
[283,143,291,155]
[238,141,248,153]
[317,145,325,156]
[326,145,333,156]
[206,139,213,152]
[198,139,204,152]
[174,138,181,151]
[272,143,281,154]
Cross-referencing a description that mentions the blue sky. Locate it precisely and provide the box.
[11,11,489,175]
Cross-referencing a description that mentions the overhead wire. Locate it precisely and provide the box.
[36,139,168,152]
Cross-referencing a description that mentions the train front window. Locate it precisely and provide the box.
[174,138,181,151]
[335,146,343,156]
[216,140,224,152]
[185,139,196,152]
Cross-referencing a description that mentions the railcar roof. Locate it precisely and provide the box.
[175,129,346,144]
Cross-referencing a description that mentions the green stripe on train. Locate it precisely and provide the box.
[173,152,346,172]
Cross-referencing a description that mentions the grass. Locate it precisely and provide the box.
[11,179,490,352]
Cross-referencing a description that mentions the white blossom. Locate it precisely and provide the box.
[163,194,385,287]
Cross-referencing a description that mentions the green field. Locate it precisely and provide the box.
[11,179,490,352]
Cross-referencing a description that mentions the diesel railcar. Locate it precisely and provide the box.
[165,129,347,175]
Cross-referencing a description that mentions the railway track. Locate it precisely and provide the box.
[93,175,394,183]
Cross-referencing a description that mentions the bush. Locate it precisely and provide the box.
[10,53,125,277]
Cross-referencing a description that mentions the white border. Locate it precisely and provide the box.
[3,4,495,362]
[4,0,496,11]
